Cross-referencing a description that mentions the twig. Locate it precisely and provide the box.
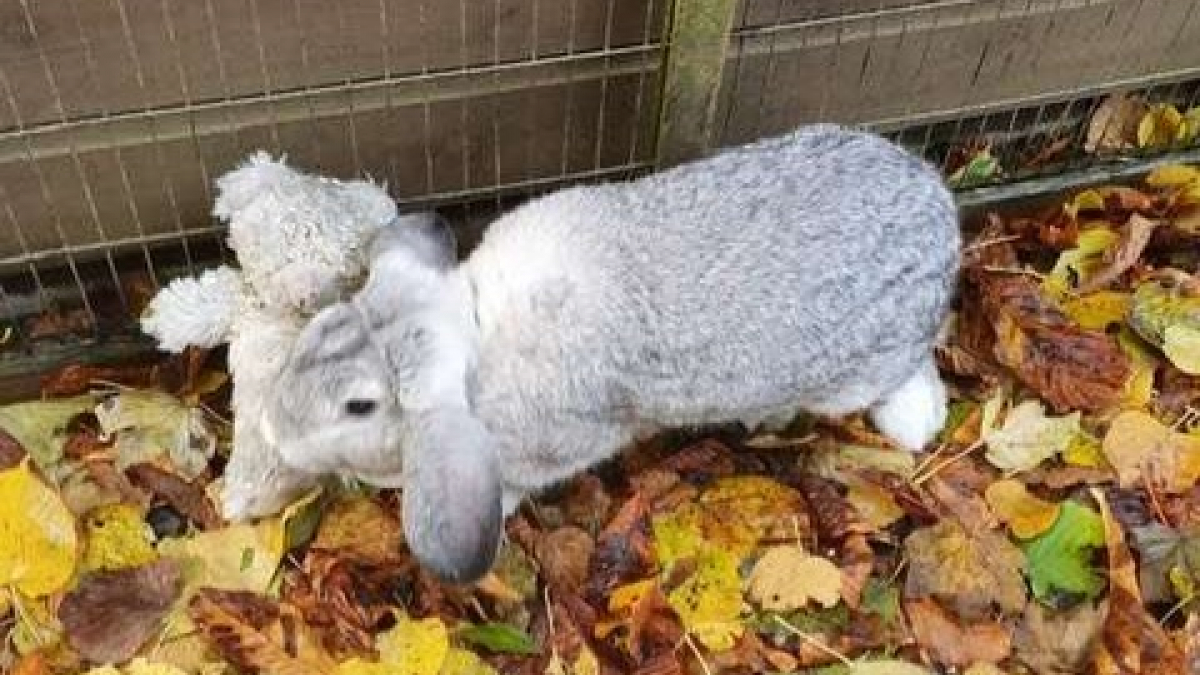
[912,440,983,486]
[963,234,1022,252]
[680,631,715,675]
[771,615,852,667]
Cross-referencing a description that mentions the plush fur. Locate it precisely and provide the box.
[141,152,433,520]
[262,124,962,582]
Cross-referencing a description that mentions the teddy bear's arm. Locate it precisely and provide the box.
[140,265,245,353]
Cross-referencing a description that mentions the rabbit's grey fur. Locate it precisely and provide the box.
[262,124,961,583]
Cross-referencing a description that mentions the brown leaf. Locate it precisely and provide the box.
[563,474,614,533]
[311,496,404,565]
[1085,94,1148,154]
[0,426,27,470]
[587,493,653,603]
[59,559,182,664]
[26,308,93,340]
[1076,214,1159,293]
[126,462,223,530]
[189,588,338,675]
[10,651,50,675]
[981,273,1130,412]
[41,363,161,397]
[535,526,595,593]
[839,533,873,609]
[1013,600,1106,674]
[1091,489,1186,674]
[904,519,1026,619]
[796,473,869,542]
[904,598,1012,667]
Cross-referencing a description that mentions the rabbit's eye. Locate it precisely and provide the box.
[344,399,378,417]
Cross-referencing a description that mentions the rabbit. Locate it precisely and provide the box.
[261,124,961,583]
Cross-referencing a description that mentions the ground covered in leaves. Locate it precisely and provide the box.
[11,164,1200,675]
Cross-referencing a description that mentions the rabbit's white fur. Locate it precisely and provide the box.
[264,125,961,582]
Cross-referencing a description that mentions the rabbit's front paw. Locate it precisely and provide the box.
[869,360,947,452]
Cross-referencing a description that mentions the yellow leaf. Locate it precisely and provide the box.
[439,648,497,675]
[608,579,655,613]
[1043,227,1119,298]
[570,648,599,675]
[850,661,933,675]
[0,459,79,597]
[1163,323,1200,375]
[338,615,450,675]
[1102,410,1200,493]
[1138,104,1186,148]
[80,503,157,572]
[746,545,843,611]
[1145,164,1200,187]
[1064,189,1106,217]
[652,475,805,565]
[665,546,743,651]
[844,476,905,530]
[984,479,1061,539]
[10,591,62,655]
[0,395,97,467]
[1062,291,1131,332]
[983,399,1082,472]
[124,659,191,675]
[1062,431,1107,468]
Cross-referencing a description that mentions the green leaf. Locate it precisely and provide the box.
[1022,501,1107,607]
[456,622,539,655]
[861,577,900,626]
[0,395,96,467]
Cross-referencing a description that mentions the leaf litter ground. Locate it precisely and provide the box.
[12,164,1200,674]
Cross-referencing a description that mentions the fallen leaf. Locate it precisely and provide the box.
[439,648,499,675]
[1062,290,1132,332]
[1101,409,1200,493]
[652,474,807,565]
[158,521,283,594]
[0,458,79,597]
[746,545,842,611]
[338,614,450,675]
[1085,93,1147,153]
[190,589,337,675]
[662,540,743,651]
[534,526,595,593]
[904,519,1026,619]
[1043,226,1120,297]
[457,622,538,656]
[1129,275,1200,376]
[0,395,97,466]
[1147,163,1200,187]
[984,479,1061,539]
[1076,214,1158,293]
[1022,500,1106,606]
[1138,103,1193,148]
[842,475,905,530]
[904,598,1011,667]
[80,502,157,572]
[850,661,933,675]
[1013,600,1106,675]
[948,146,1001,188]
[59,559,182,663]
[1130,523,1200,604]
[1163,323,1200,374]
[982,274,1130,412]
[312,496,403,564]
[982,397,1081,472]
[1091,489,1187,673]
[126,463,223,530]
[95,391,216,481]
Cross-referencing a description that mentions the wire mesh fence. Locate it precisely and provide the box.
[2,0,1200,393]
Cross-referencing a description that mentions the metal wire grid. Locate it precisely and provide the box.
[3,0,1200,386]
[0,0,663,356]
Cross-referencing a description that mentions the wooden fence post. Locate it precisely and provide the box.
[653,0,740,167]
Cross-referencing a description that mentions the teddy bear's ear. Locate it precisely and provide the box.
[370,212,457,271]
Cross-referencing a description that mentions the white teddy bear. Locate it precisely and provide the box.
[141,152,428,521]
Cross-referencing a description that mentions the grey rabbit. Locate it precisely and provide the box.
[261,124,961,583]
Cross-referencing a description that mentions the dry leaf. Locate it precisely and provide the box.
[59,559,182,663]
[535,526,595,593]
[312,496,403,564]
[745,545,842,611]
[1013,600,1106,675]
[904,598,1011,667]
[0,458,79,597]
[1101,410,1200,493]
[1076,214,1158,294]
[336,614,450,675]
[984,479,1061,539]
[981,274,1130,412]
[1085,94,1147,153]
[189,589,338,675]
[904,519,1026,619]
[1091,489,1186,674]
[982,397,1081,472]
[126,463,223,530]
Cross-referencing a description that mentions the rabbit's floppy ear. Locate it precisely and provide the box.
[288,302,371,371]
[402,407,504,584]
[370,212,457,270]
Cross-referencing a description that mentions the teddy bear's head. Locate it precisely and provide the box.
[213,152,399,314]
